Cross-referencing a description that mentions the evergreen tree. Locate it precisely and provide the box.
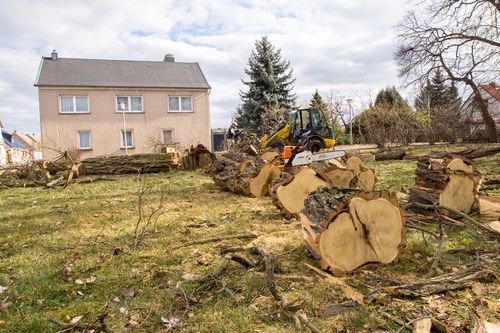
[414,70,462,142]
[309,89,328,114]
[235,36,297,131]
[374,86,408,108]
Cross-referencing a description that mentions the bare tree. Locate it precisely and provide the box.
[395,0,500,142]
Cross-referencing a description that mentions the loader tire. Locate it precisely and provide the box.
[307,139,324,153]
[267,139,286,153]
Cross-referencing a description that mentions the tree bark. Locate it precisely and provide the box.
[210,151,282,197]
[409,152,482,214]
[301,187,406,276]
[375,150,406,161]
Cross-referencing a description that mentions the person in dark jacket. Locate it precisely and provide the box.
[227,122,239,148]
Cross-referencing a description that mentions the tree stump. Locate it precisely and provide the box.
[301,187,406,276]
[409,153,482,214]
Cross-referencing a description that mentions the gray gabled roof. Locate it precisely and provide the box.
[34,56,211,89]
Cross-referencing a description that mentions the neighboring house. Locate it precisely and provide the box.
[34,51,212,160]
[12,131,42,160]
[462,82,500,138]
[1,129,30,164]
[0,121,6,166]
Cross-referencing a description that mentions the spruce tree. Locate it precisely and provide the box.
[235,36,297,131]
[414,70,462,142]
[309,89,328,114]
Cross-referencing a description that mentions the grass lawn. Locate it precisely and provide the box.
[0,143,499,332]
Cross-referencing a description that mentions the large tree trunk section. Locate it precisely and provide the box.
[301,187,405,276]
[409,153,482,214]
[210,152,282,197]
[248,164,282,198]
[323,166,354,188]
[79,152,184,175]
[181,144,217,170]
[479,196,500,219]
[260,149,281,162]
[270,167,331,218]
[342,155,377,190]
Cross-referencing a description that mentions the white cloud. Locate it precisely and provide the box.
[0,0,410,135]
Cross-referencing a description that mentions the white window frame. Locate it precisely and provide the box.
[60,96,89,113]
[168,96,193,112]
[163,129,174,145]
[116,96,143,113]
[121,130,134,148]
[77,131,91,150]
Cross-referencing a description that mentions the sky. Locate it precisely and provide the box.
[0,0,412,136]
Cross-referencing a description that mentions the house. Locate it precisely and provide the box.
[1,129,30,164]
[0,120,6,166]
[34,51,212,160]
[462,82,500,139]
[12,131,42,160]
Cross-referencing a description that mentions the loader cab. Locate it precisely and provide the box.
[289,108,335,150]
[260,108,335,152]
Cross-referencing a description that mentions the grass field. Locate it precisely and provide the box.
[0,143,499,332]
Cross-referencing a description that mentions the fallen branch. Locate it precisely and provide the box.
[185,253,254,284]
[49,312,113,333]
[404,202,500,237]
[248,245,285,303]
[171,233,257,250]
[383,265,496,297]
[296,311,324,333]
[322,300,360,318]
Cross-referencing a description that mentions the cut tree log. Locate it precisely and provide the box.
[479,196,500,219]
[342,155,376,190]
[248,164,282,198]
[301,187,405,275]
[374,150,406,161]
[210,151,282,197]
[270,167,331,218]
[409,153,482,214]
[79,152,183,175]
[181,144,217,170]
[323,166,354,188]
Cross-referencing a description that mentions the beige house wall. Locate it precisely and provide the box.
[38,86,211,160]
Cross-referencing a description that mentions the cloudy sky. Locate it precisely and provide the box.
[0,0,411,136]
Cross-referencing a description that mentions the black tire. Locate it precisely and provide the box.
[307,139,324,152]
[267,139,286,152]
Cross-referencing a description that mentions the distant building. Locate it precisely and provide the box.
[462,82,500,139]
[34,51,212,160]
[0,121,6,166]
[1,129,30,164]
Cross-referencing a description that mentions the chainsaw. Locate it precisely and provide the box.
[269,144,346,169]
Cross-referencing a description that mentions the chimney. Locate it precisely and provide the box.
[163,54,175,62]
[51,50,58,60]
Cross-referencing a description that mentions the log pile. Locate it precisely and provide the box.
[0,147,191,187]
[409,153,482,214]
[301,187,406,275]
[209,150,377,217]
[234,132,261,156]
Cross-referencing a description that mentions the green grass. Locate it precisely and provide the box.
[1,145,499,332]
